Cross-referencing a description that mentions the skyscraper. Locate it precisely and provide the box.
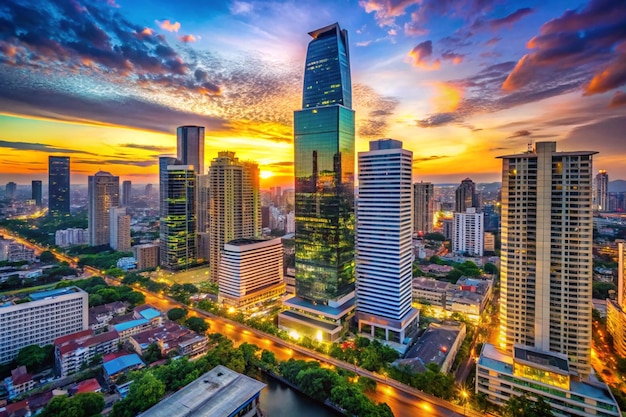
[48,156,70,216]
[88,171,120,246]
[278,23,355,342]
[159,158,196,270]
[31,180,42,206]
[356,139,419,344]
[452,208,484,256]
[196,174,210,263]
[413,181,434,235]
[476,142,620,415]
[208,152,261,282]
[595,169,609,211]
[122,180,132,207]
[177,126,205,175]
[110,206,131,252]
[4,182,16,201]
[455,177,479,213]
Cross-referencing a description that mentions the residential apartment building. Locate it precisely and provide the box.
[607,240,626,356]
[54,329,120,377]
[133,243,160,270]
[413,181,434,235]
[88,171,120,246]
[452,208,484,256]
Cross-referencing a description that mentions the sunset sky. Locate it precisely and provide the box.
[1,0,625,188]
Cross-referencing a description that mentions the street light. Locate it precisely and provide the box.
[461,389,469,416]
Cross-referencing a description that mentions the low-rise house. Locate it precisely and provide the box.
[88,301,128,333]
[103,353,145,384]
[3,367,35,399]
[129,322,208,358]
[68,378,102,395]
[110,305,162,342]
[54,329,119,377]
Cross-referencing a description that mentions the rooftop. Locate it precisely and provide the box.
[113,318,149,333]
[514,345,569,373]
[103,353,144,376]
[138,365,265,417]
[399,322,465,372]
[27,286,83,301]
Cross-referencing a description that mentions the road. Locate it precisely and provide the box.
[3,229,477,417]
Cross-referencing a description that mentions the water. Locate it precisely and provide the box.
[258,373,343,417]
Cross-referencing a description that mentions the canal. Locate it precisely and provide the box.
[258,373,342,417]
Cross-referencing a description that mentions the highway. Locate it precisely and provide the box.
[2,229,478,417]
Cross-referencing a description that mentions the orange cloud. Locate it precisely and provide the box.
[157,19,181,32]
[501,55,531,91]
[407,40,440,70]
[179,34,197,43]
[584,55,626,95]
[141,27,153,36]
[430,82,463,112]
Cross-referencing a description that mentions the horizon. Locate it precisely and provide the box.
[0,0,624,188]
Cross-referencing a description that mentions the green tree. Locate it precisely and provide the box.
[39,250,57,264]
[185,317,209,334]
[424,232,446,241]
[483,262,498,275]
[15,344,53,372]
[143,343,163,364]
[503,393,554,417]
[167,307,188,322]
[73,393,105,416]
[593,282,617,299]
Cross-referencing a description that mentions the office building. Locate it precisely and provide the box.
[139,365,265,417]
[455,177,479,213]
[196,174,210,263]
[48,156,70,216]
[279,23,356,342]
[452,208,484,256]
[0,287,88,364]
[133,243,160,270]
[595,169,609,211]
[218,238,285,311]
[110,206,131,252]
[208,151,261,282]
[355,139,419,345]
[413,181,434,235]
[4,182,16,201]
[475,142,620,415]
[31,180,42,206]
[607,240,626,356]
[122,180,132,207]
[159,157,196,271]
[177,126,205,175]
[88,171,120,246]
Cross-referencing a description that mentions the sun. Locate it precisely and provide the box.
[260,170,274,179]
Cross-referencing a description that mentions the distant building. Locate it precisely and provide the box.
[452,208,484,256]
[208,151,261,282]
[116,257,136,271]
[133,243,159,270]
[122,180,132,207]
[7,243,35,263]
[355,139,419,345]
[413,181,434,235]
[31,180,42,206]
[54,329,120,377]
[88,301,128,333]
[139,365,265,417]
[595,170,609,211]
[441,218,453,240]
[88,171,120,246]
[483,231,496,253]
[177,126,205,175]
[110,206,131,252]
[196,174,209,263]
[455,177,479,213]
[4,366,35,399]
[48,156,70,216]
[218,238,285,311]
[0,287,88,364]
[128,321,207,358]
[55,228,89,247]
[4,182,17,201]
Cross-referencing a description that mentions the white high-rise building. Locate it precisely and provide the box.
[0,287,88,364]
[452,208,484,256]
[595,169,609,211]
[475,142,620,416]
[355,139,419,345]
[110,206,131,252]
[218,237,285,310]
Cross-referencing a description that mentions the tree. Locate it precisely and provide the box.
[73,393,105,417]
[483,262,498,275]
[39,250,57,264]
[424,232,446,241]
[503,393,554,417]
[593,282,617,299]
[143,343,163,364]
[15,344,52,372]
[167,308,188,322]
[185,317,209,334]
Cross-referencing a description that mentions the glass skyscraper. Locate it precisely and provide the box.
[279,23,355,342]
[48,156,70,216]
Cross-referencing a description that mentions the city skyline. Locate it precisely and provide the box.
[1,0,624,187]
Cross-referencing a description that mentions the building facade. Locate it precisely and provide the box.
[54,329,120,377]
[31,180,42,206]
[122,180,132,207]
[110,206,131,252]
[177,126,205,175]
[452,207,484,256]
[355,139,418,345]
[413,181,434,235]
[55,228,89,247]
[0,287,88,364]
[607,240,626,356]
[133,243,160,270]
[88,171,120,247]
[455,177,479,213]
[218,238,285,311]
[159,159,196,271]
[208,152,261,282]
[279,23,356,342]
[48,156,70,216]
[595,170,609,212]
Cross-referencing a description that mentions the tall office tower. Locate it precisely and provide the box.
[455,177,479,213]
[31,180,42,206]
[208,152,261,282]
[595,169,609,211]
[452,208,484,256]
[145,184,153,196]
[88,171,120,246]
[608,240,626,356]
[476,142,620,416]
[159,157,197,271]
[110,206,131,252]
[48,156,70,216]
[4,182,16,200]
[122,180,132,207]
[278,23,355,342]
[177,126,205,175]
[413,181,434,235]
[355,139,419,344]
[196,174,210,263]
